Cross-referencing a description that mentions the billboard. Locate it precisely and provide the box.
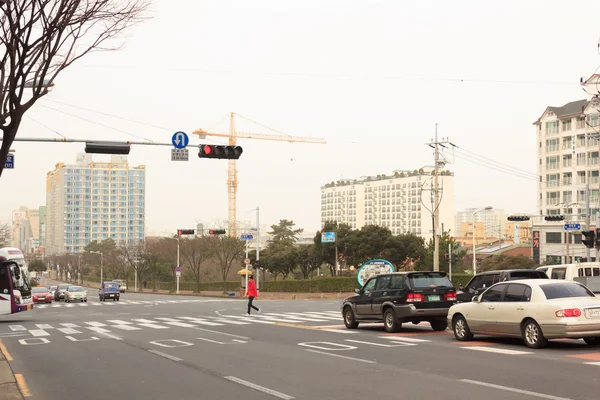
[321,232,336,243]
[12,211,24,222]
[356,259,395,287]
[532,230,540,264]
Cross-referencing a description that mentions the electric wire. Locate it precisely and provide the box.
[24,114,66,138]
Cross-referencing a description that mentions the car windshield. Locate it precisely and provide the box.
[32,288,48,293]
[408,273,453,288]
[50,286,57,290]
[104,283,118,289]
[69,286,84,292]
[510,271,547,279]
[58,284,70,289]
[540,283,595,299]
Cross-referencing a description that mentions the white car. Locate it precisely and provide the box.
[64,285,88,302]
[448,279,600,348]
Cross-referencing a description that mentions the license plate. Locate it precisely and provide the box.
[588,309,600,317]
[428,295,440,301]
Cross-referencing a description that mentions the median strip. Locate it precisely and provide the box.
[14,374,31,397]
[0,339,14,361]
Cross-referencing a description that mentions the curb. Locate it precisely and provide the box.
[0,340,26,400]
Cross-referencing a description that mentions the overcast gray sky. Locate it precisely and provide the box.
[1,0,599,236]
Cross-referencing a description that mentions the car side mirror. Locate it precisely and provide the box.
[364,291,372,297]
[354,288,361,294]
[459,284,464,291]
[472,295,480,303]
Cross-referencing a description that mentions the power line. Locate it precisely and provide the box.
[24,114,66,138]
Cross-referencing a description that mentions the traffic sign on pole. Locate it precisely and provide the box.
[241,234,253,240]
[244,258,250,265]
[172,131,189,149]
[564,223,581,231]
[171,148,189,161]
[4,154,14,169]
[176,266,181,272]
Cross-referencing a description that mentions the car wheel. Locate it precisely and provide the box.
[343,307,359,329]
[117,298,120,302]
[522,319,548,349]
[430,320,448,332]
[453,315,474,341]
[383,308,401,333]
[584,337,600,346]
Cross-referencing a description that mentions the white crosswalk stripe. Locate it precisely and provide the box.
[36,324,54,330]
[178,317,224,326]
[57,328,81,335]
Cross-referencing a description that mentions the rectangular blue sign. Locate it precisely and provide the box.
[321,231,336,243]
[241,234,253,240]
[564,223,581,231]
[4,154,14,169]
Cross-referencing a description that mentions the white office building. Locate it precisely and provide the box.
[320,166,455,241]
[455,208,506,238]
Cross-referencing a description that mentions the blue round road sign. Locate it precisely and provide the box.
[172,131,189,149]
[175,266,181,272]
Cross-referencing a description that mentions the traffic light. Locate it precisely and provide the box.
[451,253,458,262]
[177,229,195,235]
[209,229,226,235]
[198,145,243,160]
[443,253,449,260]
[508,216,530,221]
[544,215,565,221]
[582,230,596,248]
[596,229,600,249]
[85,141,130,155]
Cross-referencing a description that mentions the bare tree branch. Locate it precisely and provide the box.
[0,0,151,176]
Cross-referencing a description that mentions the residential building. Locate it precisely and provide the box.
[320,166,455,241]
[38,206,46,247]
[10,207,41,254]
[455,208,506,238]
[45,154,146,255]
[532,75,600,264]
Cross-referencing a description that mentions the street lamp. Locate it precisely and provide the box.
[90,251,103,284]
[166,236,180,294]
[472,206,493,275]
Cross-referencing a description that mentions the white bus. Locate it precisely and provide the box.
[0,247,34,315]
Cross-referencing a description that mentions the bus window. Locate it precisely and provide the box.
[578,268,585,277]
[551,268,567,279]
[0,266,10,294]
[585,268,593,277]
[594,268,600,276]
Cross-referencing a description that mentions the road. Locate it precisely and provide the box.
[1,281,600,399]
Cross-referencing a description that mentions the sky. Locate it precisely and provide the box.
[1,0,600,236]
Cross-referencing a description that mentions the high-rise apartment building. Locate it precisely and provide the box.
[320,166,455,241]
[45,154,146,255]
[455,208,506,238]
[10,206,41,254]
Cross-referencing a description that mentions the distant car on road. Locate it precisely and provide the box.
[114,279,127,293]
[55,284,72,301]
[449,279,600,348]
[65,286,87,303]
[99,281,120,302]
[48,285,57,298]
[32,287,53,304]
[342,271,457,333]
[456,269,548,303]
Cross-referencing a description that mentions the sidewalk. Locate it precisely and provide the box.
[52,278,353,301]
[0,341,25,400]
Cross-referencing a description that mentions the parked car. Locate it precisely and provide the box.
[449,279,600,348]
[456,269,548,303]
[99,281,120,301]
[32,287,53,304]
[65,286,87,302]
[342,271,457,333]
[114,279,127,293]
[54,283,72,301]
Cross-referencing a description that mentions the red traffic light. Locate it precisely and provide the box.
[177,230,182,235]
[203,145,213,155]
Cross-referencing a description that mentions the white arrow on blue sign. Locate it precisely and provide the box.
[564,223,581,231]
[241,234,253,240]
[172,131,189,149]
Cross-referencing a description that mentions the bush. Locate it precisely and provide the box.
[30,278,38,287]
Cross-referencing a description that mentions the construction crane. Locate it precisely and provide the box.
[193,112,327,236]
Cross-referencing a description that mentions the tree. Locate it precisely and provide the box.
[417,231,463,273]
[208,236,245,291]
[120,244,149,291]
[0,222,9,247]
[28,259,46,272]
[180,237,212,293]
[139,238,173,292]
[480,254,536,272]
[84,238,125,280]
[313,221,353,276]
[343,225,394,267]
[381,234,427,269]
[269,220,303,245]
[295,245,321,279]
[0,0,150,176]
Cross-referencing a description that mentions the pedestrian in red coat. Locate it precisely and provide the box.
[246,275,260,315]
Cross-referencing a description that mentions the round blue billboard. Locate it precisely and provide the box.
[356,259,395,287]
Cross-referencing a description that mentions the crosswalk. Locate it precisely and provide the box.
[33,298,223,308]
[4,311,344,340]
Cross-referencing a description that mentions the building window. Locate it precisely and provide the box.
[546,156,559,170]
[545,121,559,135]
[546,191,560,206]
[563,172,572,185]
[546,138,559,152]
[546,174,560,187]
[562,119,572,131]
[562,154,572,168]
[562,190,572,203]
[577,171,586,184]
[577,135,586,147]
[589,114,599,127]
[589,151,599,165]
[546,232,562,244]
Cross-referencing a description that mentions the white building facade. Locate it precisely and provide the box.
[45,154,146,255]
[320,166,455,241]
[455,208,506,238]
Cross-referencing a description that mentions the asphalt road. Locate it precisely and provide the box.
[1,279,600,399]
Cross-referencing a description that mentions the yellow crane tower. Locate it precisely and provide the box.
[193,112,327,236]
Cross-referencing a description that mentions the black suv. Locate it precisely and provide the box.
[342,271,457,333]
[456,269,548,303]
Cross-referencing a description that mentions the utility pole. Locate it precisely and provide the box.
[586,183,591,260]
[256,206,260,290]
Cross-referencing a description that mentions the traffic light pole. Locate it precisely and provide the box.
[176,236,180,295]
[256,206,260,291]
[448,243,452,282]
[586,183,591,261]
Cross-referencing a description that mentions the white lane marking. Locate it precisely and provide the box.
[36,324,54,330]
[584,361,600,366]
[138,323,169,330]
[77,303,89,307]
[19,338,50,345]
[150,339,193,348]
[155,317,181,322]
[112,324,141,331]
[196,337,227,345]
[231,339,248,343]
[0,333,26,338]
[304,349,376,364]
[224,376,295,400]
[252,315,306,323]
[85,322,107,327]
[66,336,99,342]
[459,379,573,400]
[178,317,223,326]
[301,313,341,320]
[319,329,358,334]
[132,319,156,323]
[29,329,50,337]
[462,346,533,355]
[381,336,431,343]
[148,349,182,362]
[107,320,132,325]
[86,327,123,340]
[61,323,80,328]
[280,313,329,322]
[35,304,48,309]
[223,315,274,324]
[90,303,102,306]
[57,328,82,335]
[9,325,26,332]
[298,342,356,351]
[345,339,416,347]
[192,327,249,340]
[165,321,197,328]
[209,318,251,325]
[64,304,75,308]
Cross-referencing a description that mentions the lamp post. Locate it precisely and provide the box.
[90,251,103,284]
[472,206,493,275]
[166,237,180,294]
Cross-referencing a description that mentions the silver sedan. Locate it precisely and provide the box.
[448,279,600,348]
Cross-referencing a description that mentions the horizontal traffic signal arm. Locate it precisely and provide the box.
[177,229,195,235]
[209,229,226,235]
[198,145,243,160]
